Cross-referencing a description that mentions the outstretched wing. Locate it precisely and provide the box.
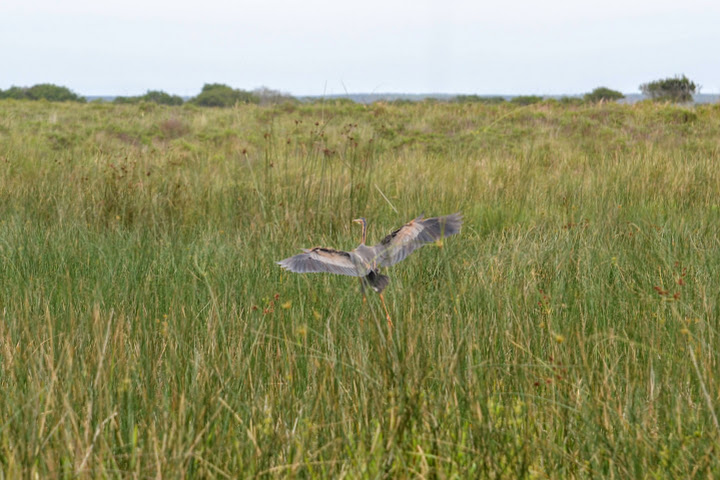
[374,212,462,267]
[277,247,365,277]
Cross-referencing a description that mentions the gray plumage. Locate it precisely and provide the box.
[277,212,462,293]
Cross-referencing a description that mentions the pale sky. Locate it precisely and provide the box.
[2,0,719,96]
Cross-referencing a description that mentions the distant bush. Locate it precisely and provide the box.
[143,90,184,105]
[252,86,297,106]
[0,84,85,102]
[558,96,585,105]
[640,75,697,103]
[190,84,259,107]
[158,118,190,138]
[453,95,506,104]
[330,98,358,106]
[112,96,137,105]
[388,99,414,106]
[114,90,184,105]
[584,87,624,103]
[510,95,543,106]
[0,87,27,100]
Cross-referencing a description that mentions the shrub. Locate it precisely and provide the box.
[114,90,184,105]
[453,95,506,104]
[252,86,297,106]
[0,87,28,100]
[640,75,697,103]
[190,84,259,107]
[142,90,184,106]
[159,118,190,138]
[0,84,85,102]
[112,96,138,104]
[584,87,624,103]
[510,95,543,106]
[388,99,414,106]
[558,96,585,106]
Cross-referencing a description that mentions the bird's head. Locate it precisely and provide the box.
[352,217,367,244]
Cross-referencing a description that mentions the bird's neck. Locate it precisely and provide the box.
[361,222,367,245]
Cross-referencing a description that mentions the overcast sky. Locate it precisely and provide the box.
[2,0,719,96]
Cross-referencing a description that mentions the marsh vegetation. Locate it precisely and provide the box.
[1,98,719,477]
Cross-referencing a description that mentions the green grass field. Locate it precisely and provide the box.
[1,98,719,478]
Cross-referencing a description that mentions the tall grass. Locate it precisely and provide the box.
[1,99,719,477]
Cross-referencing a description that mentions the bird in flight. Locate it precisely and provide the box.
[277,212,462,326]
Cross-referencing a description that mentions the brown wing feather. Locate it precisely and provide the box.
[277,247,364,277]
[374,212,462,267]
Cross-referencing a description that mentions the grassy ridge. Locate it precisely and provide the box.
[1,99,719,478]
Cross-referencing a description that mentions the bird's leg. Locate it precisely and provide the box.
[379,293,393,329]
[360,279,367,304]
[357,279,366,326]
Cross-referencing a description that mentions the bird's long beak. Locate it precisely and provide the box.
[352,218,363,224]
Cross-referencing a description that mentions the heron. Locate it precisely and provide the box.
[277,212,462,326]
